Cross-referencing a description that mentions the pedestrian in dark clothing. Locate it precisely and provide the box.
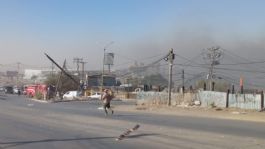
[102,89,114,116]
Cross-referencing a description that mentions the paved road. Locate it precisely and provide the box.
[0,93,264,149]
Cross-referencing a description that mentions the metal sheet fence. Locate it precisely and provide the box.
[137,91,263,110]
[229,94,261,110]
[196,91,226,107]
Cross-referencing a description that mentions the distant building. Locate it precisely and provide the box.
[86,74,117,87]
[23,69,59,82]
[6,71,18,78]
[24,69,42,80]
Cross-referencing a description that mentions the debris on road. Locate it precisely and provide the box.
[116,124,140,141]
[27,103,34,107]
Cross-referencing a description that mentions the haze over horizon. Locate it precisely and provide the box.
[0,0,265,71]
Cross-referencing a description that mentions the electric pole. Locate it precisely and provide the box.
[167,48,175,106]
[16,62,21,86]
[80,61,87,82]
[51,62,55,75]
[73,57,83,77]
[182,69,185,94]
[203,46,222,91]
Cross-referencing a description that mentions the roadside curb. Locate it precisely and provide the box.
[114,105,265,123]
[29,98,50,103]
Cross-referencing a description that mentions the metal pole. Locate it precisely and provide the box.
[101,49,105,98]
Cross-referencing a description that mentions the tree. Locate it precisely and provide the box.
[31,75,38,81]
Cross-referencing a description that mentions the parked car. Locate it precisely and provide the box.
[89,92,101,99]
[0,86,4,92]
[4,86,13,94]
[63,91,79,99]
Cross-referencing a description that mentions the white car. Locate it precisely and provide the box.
[63,91,79,99]
[89,92,101,99]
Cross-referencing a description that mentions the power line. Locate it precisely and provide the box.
[114,53,166,68]
[219,60,265,65]
[221,48,265,71]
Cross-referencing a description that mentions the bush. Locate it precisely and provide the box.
[210,102,216,108]
[35,91,43,100]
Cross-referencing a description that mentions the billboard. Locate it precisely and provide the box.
[104,53,114,65]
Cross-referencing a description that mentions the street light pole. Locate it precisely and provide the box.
[101,41,114,95]
[101,48,105,96]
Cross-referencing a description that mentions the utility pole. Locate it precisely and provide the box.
[51,63,55,75]
[101,48,106,97]
[16,62,21,86]
[182,69,185,94]
[167,48,175,106]
[73,57,83,78]
[204,46,222,91]
[80,61,87,82]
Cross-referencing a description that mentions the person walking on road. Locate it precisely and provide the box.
[102,89,114,116]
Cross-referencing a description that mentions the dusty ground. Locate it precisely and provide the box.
[114,101,265,123]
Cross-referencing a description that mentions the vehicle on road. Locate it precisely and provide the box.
[4,86,13,94]
[25,84,47,98]
[63,91,79,99]
[89,92,101,99]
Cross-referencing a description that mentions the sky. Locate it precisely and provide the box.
[0,0,265,71]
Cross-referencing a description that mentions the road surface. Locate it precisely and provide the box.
[0,93,264,149]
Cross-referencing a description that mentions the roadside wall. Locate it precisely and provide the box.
[137,91,263,110]
[196,91,226,107]
[136,91,194,106]
[228,94,261,110]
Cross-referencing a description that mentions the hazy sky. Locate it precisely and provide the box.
[0,0,265,71]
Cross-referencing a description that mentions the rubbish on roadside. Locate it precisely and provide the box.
[98,107,103,110]
[194,100,201,106]
[231,111,247,115]
[215,108,223,111]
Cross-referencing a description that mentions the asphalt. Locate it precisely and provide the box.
[0,93,264,149]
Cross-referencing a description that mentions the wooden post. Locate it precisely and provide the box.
[232,85,235,94]
[212,82,215,91]
[226,89,230,108]
[240,76,244,94]
[203,82,206,91]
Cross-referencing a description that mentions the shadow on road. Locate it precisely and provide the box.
[0,133,157,149]
[0,136,114,149]
[0,94,7,100]
[127,133,160,139]
[113,114,140,117]
[0,133,157,148]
